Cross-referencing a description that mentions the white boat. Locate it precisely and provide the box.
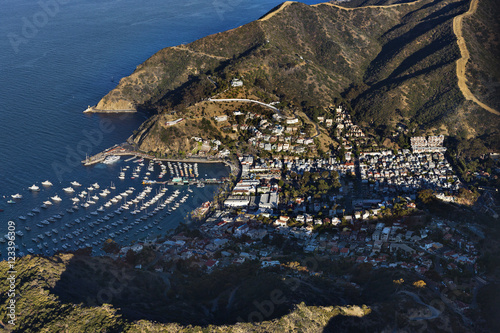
[71,197,80,203]
[93,182,100,189]
[102,155,120,164]
[42,180,53,186]
[51,195,62,202]
[29,184,40,191]
[43,200,52,206]
[11,193,23,199]
[71,181,82,187]
[63,187,74,193]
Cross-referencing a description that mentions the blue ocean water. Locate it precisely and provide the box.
[0,0,320,257]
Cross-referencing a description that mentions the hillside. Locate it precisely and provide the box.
[0,253,475,332]
[93,0,499,155]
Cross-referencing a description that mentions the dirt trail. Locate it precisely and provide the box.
[313,0,425,10]
[259,1,294,21]
[453,0,499,115]
[171,46,229,61]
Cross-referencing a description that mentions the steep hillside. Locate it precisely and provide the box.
[0,254,474,332]
[94,0,499,153]
[461,0,500,112]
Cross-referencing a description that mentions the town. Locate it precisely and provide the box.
[103,101,491,323]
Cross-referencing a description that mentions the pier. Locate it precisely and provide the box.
[82,144,235,167]
[83,106,137,113]
[82,145,152,166]
[144,178,227,186]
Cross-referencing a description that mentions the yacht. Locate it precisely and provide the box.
[102,155,120,164]
[93,182,100,189]
[11,193,23,199]
[41,180,53,186]
[43,200,53,206]
[51,195,62,202]
[71,181,82,187]
[28,184,40,191]
[63,187,74,193]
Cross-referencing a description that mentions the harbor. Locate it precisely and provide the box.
[1,151,232,259]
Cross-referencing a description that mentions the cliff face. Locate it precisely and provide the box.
[97,0,499,152]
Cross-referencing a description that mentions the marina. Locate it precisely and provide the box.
[0,156,230,259]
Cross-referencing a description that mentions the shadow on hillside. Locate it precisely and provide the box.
[50,255,343,326]
[365,0,469,84]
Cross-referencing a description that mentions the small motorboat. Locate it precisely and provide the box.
[51,195,62,202]
[29,184,40,191]
[42,180,53,186]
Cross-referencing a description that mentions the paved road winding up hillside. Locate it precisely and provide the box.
[454,0,500,116]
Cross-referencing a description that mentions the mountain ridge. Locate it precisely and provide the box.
[93,0,499,154]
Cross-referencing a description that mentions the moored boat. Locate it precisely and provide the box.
[29,184,40,191]
[51,195,62,202]
[102,155,120,164]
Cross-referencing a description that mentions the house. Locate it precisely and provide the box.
[340,247,350,256]
[214,115,228,122]
[259,192,279,209]
[205,259,219,271]
[131,244,143,252]
[231,78,243,87]
[261,260,280,268]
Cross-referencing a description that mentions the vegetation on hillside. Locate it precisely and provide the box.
[97,0,498,157]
